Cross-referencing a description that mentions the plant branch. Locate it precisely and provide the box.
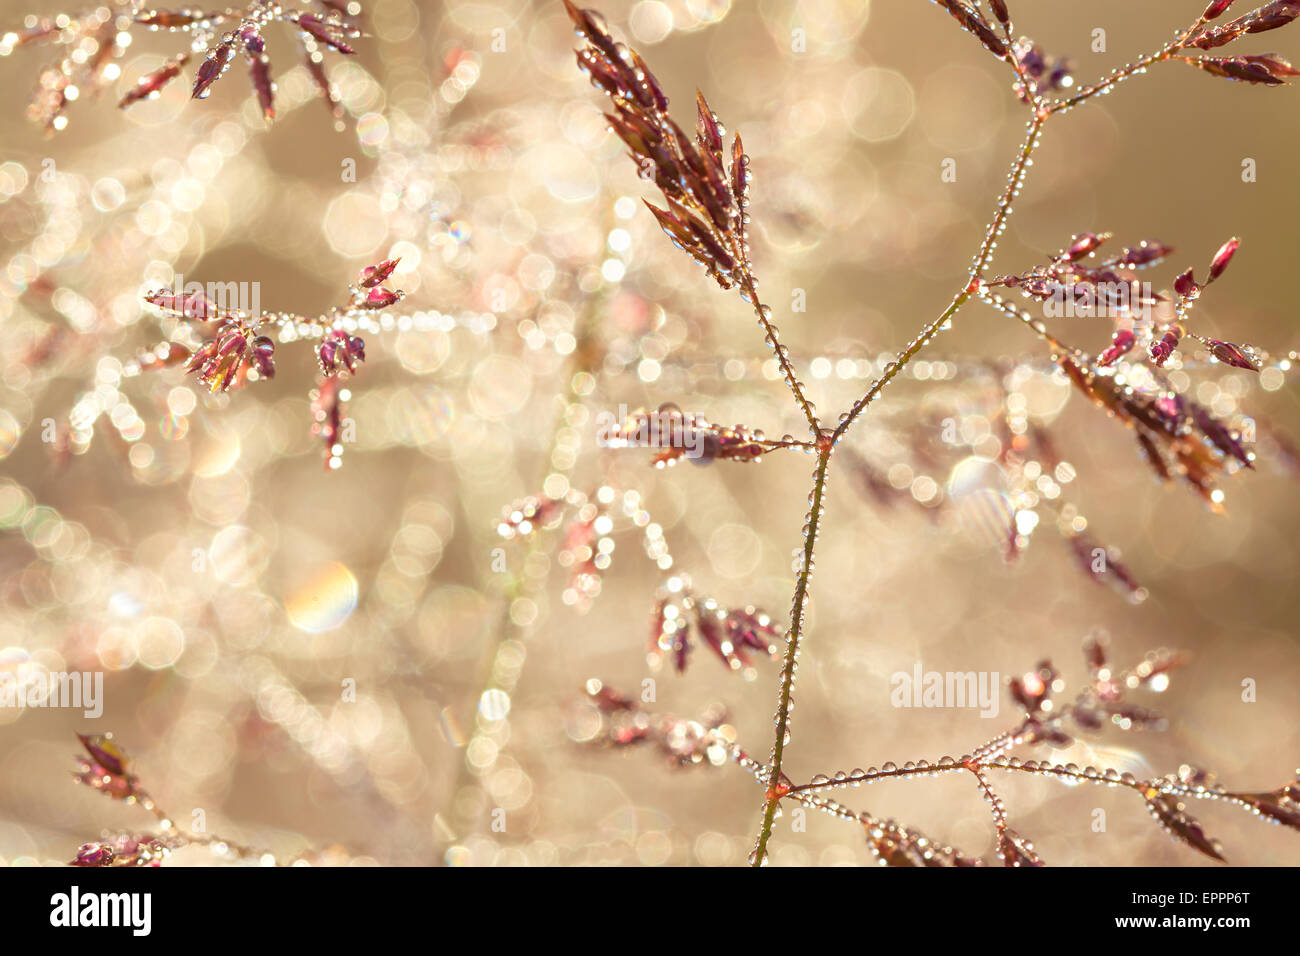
[750,441,833,865]
[737,262,823,440]
[1045,13,1211,115]
[832,109,1046,441]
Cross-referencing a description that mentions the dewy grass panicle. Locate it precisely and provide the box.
[11,0,1300,869]
[566,0,1300,867]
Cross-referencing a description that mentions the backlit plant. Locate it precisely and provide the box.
[561,0,1300,865]
[5,0,1300,869]
[1,0,363,132]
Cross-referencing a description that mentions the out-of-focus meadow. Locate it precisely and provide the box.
[0,0,1297,865]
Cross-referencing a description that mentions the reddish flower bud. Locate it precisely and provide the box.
[695,90,724,159]
[216,355,242,392]
[647,579,781,674]
[317,338,336,371]
[250,335,276,378]
[119,54,189,109]
[293,13,358,55]
[1207,237,1240,281]
[73,734,138,800]
[1146,793,1226,862]
[1195,2,1300,49]
[1188,53,1298,84]
[185,320,268,392]
[1097,328,1137,367]
[937,0,1007,58]
[1188,398,1253,467]
[1104,240,1173,269]
[144,288,220,321]
[216,329,247,357]
[362,286,403,309]
[1150,327,1182,366]
[78,733,127,776]
[248,54,275,122]
[1064,231,1109,261]
[1204,0,1237,19]
[72,843,115,867]
[1173,268,1200,299]
[1248,1,1300,35]
[1206,339,1260,371]
[304,46,345,127]
[317,330,366,375]
[358,258,400,288]
[587,682,636,712]
[192,38,236,100]
[1246,52,1300,77]
[239,24,265,55]
[1010,661,1057,715]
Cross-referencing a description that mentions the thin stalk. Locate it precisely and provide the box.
[1045,15,1209,115]
[832,290,971,442]
[968,764,1009,831]
[832,109,1046,441]
[976,286,1083,355]
[667,182,822,440]
[750,85,1051,866]
[751,441,832,865]
[749,3,1222,866]
[738,267,822,440]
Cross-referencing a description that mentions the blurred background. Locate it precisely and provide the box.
[0,0,1297,866]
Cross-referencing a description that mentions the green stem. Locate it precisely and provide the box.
[747,5,1235,866]
[751,442,832,865]
[751,88,1053,867]
[739,272,822,440]
[832,291,971,442]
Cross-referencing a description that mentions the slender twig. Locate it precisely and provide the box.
[752,44,1051,868]
[749,5,1233,863]
[751,441,832,863]
[976,286,1085,355]
[737,259,823,440]
[831,110,1046,442]
[969,764,1010,831]
[1045,15,1211,115]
